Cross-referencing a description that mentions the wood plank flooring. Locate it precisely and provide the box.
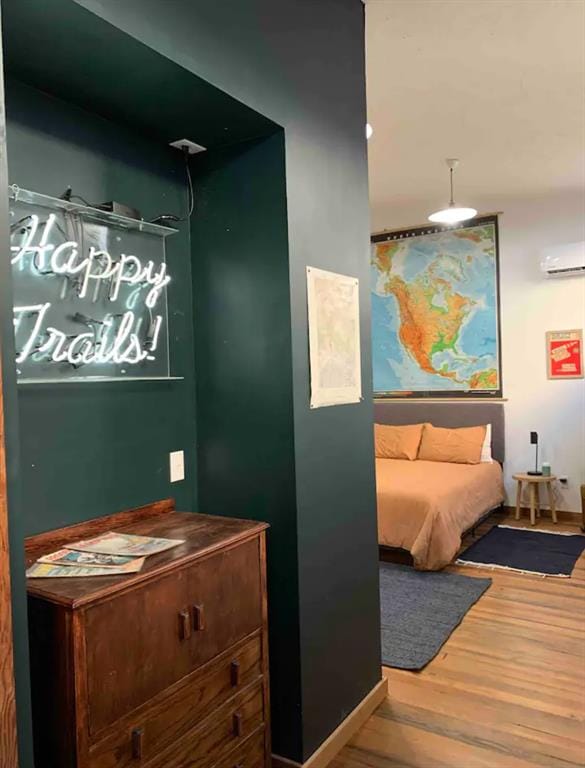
[331,514,585,768]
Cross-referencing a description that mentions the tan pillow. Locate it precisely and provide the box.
[374,423,425,461]
[418,423,487,465]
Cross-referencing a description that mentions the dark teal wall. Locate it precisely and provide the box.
[0,1,380,764]
[191,134,301,757]
[5,79,198,536]
[73,0,380,759]
[3,80,199,768]
[0,57,35,768]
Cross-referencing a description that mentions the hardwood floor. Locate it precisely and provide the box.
[331,513,585,768]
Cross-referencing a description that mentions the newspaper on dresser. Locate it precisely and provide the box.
[37,548,146,572]
[26,561,143,578]
[26,531,184,579]
[63,530,185,557]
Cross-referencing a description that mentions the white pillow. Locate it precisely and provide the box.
[480,424,493,463]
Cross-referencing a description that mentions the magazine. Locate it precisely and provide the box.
[38,549,145,573]
[26,562,135,579]
[64,531,185,557]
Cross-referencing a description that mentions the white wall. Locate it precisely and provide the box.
[371,189,585,512]
[498,192,584,511]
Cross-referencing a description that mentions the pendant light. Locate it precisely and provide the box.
[428,158,477,224]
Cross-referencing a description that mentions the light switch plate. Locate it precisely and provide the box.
[169,451,185,483]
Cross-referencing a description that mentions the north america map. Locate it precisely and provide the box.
[371,219,501,395]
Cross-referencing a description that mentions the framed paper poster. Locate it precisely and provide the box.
[307,267,361,408]
[546,329,583,379]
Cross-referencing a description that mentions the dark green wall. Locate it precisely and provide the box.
[73,0,380,759]
[5,79,198,535]
[2,80,199,768]
[0,1,381,764]
[0,49,35,768]
[191,134,301,757]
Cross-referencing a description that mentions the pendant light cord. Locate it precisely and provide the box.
[449,167,455,206]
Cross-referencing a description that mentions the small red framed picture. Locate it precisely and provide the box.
[546,329,583,379]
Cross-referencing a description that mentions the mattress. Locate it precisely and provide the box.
[376,458,505,570]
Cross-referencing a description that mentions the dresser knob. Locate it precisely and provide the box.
[192,604,205,631]
[232,712,243,737]
[131,727,144,759]
[230,660,241,687]
[178,609,192,640]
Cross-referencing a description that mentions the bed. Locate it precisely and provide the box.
[374,401,505,570]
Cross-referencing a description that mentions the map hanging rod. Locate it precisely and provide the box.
[371,211,503,240]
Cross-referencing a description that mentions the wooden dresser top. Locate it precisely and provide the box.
[25,499,268,609]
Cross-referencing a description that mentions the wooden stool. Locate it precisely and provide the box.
[513,473,558,526]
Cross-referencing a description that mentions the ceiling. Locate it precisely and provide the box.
[365,0,585,230]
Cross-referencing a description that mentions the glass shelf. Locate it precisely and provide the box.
[8,185,178,237]
[17,376,185,385]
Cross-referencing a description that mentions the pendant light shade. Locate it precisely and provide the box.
[428,206,478,224]
[428,159,477,224]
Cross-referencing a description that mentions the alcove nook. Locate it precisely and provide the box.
[1,0,297,761]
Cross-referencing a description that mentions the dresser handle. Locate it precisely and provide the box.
[192,604,205,631]
[178,609,191,640]
[131,727,144,759]
[230,660,241,687]
[233,712,243,737]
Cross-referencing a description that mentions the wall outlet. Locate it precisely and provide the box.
[559,476,568,486]
[169,451,185,483]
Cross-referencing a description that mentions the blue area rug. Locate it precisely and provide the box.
[380,563,491,670]
[456,524,585,577]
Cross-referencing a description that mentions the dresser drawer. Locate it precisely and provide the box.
[213,728,266,768]
[85,538,262,734]
[147,681,265,768]
[87,634,263,768]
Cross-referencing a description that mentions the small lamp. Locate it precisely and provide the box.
[527,431,542,476]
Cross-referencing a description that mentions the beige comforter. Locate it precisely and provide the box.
[376,458,505,570]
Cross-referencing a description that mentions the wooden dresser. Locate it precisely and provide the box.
[25,500,270,768]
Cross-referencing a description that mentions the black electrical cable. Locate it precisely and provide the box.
[69,193,93,207]
[59,187,95,207]
[150,146,194,225]
[58,144,195,228]
[10,214,33,233]
[185,149,194,218]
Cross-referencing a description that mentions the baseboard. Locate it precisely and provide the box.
[502,505,583,525]
[272,677,388,768]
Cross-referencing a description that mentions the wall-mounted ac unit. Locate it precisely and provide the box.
[540,241,585,277]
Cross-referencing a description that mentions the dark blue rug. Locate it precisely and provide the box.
[456,525,585,577]
[380,563,491,670]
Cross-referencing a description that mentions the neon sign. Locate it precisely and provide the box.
[9,187,175,382]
